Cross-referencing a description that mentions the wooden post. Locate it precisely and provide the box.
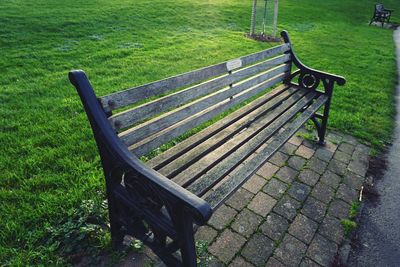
[250,0,257,36]
[272,0,279,37]
[262,0,268,35]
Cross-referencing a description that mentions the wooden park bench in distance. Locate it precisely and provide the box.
[69,31,345,267]
[370,3,394,27]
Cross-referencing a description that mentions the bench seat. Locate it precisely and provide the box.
[146,85,327,210]
[69,31,345,266]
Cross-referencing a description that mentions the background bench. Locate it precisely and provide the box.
[69,31,345,266]
[370,3,394,27]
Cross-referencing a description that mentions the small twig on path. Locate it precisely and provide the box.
[359,186,364,202]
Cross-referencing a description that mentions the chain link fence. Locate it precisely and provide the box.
[250,0,278,37]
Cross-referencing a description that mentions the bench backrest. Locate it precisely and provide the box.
[375,4,385,12]
[99,43,292,157]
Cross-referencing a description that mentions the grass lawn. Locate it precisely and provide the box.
[1,0,399,265]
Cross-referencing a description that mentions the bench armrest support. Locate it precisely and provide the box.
[281,31,346,89]
[69,70,212,226]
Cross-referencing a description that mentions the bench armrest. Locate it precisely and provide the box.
[281,31,346,87]
[69,70,213,225]
[124,153,213,225]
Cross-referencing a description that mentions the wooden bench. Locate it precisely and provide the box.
[69,31,345,266]
[370,3,394,27]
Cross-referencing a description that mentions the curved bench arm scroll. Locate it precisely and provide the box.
[281,31,346,91]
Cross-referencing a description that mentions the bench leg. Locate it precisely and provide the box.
[170,208,197,267]
[312,79,336,146]
[369,17,375,25]
[317,119,327,145]
[108,201,125,248]
[317,97,333,146]
[178,221,197,267]
[310,116,325,146]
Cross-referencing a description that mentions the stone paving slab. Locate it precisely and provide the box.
[202,130,369,267]
[125,130,370,266]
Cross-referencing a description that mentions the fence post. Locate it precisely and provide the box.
[250,0,257,35]
[272,0,279,37]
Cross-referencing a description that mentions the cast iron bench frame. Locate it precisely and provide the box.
[69,31,345,266]
[370,3,394,27]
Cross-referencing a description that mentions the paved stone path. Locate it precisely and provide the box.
[346,27,400,267]
[120,130,370,267]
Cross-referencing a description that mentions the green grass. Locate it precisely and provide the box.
[0,0,399,265]
[341,219,358,237]
[349,200,362,219]
[341,201,362,237]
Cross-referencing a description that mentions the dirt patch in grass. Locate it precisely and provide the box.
[341,148,390,263]
[366,150,389,181]
[362,148,389,203]
[246,33,282,42]
[334,148,390,266]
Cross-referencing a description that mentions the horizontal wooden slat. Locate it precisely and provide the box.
[183,91,315,192]
[119,63,290,145]
[170,90,312,187]
[204,95,328,209]
[241,43,290,66]
[128,72,289,157]
[99,43,291,111]
[159,87,303,178]
[147,84,291,169]
[110,54,291,130]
